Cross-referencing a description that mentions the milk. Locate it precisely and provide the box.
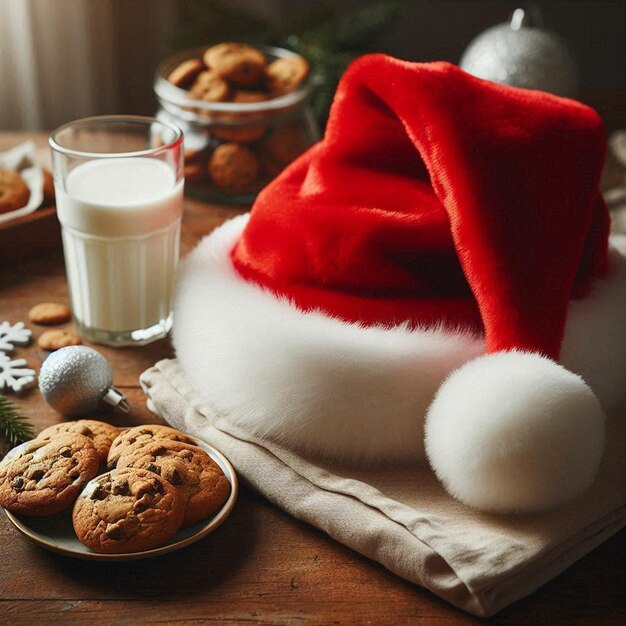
[56,158,183,341]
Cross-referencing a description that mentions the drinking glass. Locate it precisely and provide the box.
[50,115,184,346]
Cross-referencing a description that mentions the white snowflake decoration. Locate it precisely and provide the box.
[0,352,36,394]
[0,321,32,352]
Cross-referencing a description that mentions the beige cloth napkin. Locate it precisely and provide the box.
[140,358,626,617]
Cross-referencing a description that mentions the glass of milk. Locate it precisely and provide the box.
[49,116,184,347]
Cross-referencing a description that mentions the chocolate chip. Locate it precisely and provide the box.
[146,463,160,475]
[112,480,129,496]
[31,469,45,481]
[154,446,167,456]
[12,476,24,491]
[105,523,122,540]
[91,486,107,500]
[133,493,153,513]
[59,447,72,457]
[151,481,164,495]
[168,469,182,485]
[128,437,136,444]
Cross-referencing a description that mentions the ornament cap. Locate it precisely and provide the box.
[509,6,542,30]
[102,387,130,413]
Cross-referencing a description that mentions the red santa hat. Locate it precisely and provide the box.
[173,55,626,513]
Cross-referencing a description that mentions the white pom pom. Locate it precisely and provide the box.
[424,351,606,513]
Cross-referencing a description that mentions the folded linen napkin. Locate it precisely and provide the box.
[140,358,626,617]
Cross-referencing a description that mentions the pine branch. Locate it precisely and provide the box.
[0,394,35,448]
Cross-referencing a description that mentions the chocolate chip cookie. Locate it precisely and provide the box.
[203,43,267,87]
[0,434,100,516]
[264,125,308,165]
[73,468,184,553]
[107,424,199,469]
[0,169,30,215]
[116,440,231,527]
[37,420,120,463]
[208,143,259,190]
[167,58,205,87]
[265,55,310,94]
[188,70,230,103]
[37,329,82,351]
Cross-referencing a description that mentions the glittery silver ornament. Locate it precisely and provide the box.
[39,346,129,416]
[460,8,578,98]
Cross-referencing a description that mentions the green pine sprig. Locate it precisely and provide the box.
[0,394,35,448]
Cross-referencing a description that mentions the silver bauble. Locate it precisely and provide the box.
[39,346,129,416]
[460,10,578,98]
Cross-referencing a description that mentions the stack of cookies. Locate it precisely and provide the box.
[165,43,311,194]
[0,421,231,554]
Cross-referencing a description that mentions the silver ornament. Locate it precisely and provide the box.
[460,8,578,98]
[39,346,129,416]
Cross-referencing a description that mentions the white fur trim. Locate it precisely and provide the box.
[424,352,606,512]
[173,215,626,462]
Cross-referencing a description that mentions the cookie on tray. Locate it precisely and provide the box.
[203,43,267,87]
[107,424,199,469]
[116,440,231,527]
[37,420,120,463]
[0,169,30,215]
[73,467,185,553]
[0,434,99,516]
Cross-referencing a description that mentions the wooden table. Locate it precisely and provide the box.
[1,132,625,625]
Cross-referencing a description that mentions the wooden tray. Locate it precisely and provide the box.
[0,204,61,265]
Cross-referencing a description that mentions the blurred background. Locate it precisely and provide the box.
[1,0,624,131]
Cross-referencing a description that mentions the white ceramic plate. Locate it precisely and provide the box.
[2,436,238,561]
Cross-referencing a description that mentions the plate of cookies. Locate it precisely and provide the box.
[0,421,237,561]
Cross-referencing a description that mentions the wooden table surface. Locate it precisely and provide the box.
[1,131,625,626]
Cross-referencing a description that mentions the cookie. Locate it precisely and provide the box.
[0,169,30,215]
[73,467,184,553]
[208,143,259,190]
[213,90,268,143]
[107,424,199,469]
[28,302,71,325]
[203,43,267,87]
[42,169,55,205]
[231,90,269,104]
[38,329,82,351]
[263,125,308,165]
[258,145,285,178]
[188,70,230,103]
[265,55,310,94]
[116,440,231,526]
[213,124,266,144]
[167,58,205,87]
[0,434,99,516]
[37,420,120,463]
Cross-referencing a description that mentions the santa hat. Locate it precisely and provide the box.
[173,55,626,513]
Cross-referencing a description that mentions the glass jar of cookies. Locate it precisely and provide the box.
[154,43,320,204]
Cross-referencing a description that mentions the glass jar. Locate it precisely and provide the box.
[154,45,320,205]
